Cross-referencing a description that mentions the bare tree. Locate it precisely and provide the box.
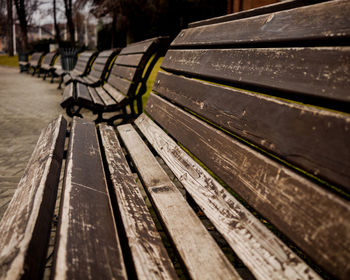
[63,0,75,44]
[6,0,14,56]
[14,0,29,52]
[53,0,61,44]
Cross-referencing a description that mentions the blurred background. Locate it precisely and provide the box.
[0,0,280,54]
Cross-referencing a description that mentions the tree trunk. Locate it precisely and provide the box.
[64,0,75,45]
[53,0,61,45]
[14,0,29,52]
[7,0,14,56]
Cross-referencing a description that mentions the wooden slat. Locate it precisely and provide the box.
[61,82,75,108]
[108,75,133,95]
[118,124,241,280]
[95,87,116,107]
[0,116,67,280]
[174,0,350,46]
[189,0,327,28]
[145,93,350,279]
[153,71,350,191]
[162,48,350,103]
[99,124,178,280]
[135,113,320,280]
[120,38,157,55]
[103,83,126,103]
[88,87,105,107]
[115,54,144,67]
[76,83,93,105]
[53,118,127,279]
[112,65,137,80]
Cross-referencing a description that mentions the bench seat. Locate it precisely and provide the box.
[1,1,349,279]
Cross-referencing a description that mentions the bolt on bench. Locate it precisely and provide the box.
[1,0,350,279]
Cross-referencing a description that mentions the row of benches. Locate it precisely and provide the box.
[1,0,350,279]
[20,37,170,124]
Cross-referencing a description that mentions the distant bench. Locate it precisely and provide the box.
[57,51,97,88]
[1,1,350,279]
[61,37,169,124]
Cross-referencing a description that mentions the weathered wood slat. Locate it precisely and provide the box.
[99,124,178,280]
[61,82,75,108]
[175,0,350,46]
[189,0,327,28]
[145,93,350,279]
[0,116,67,280]
[76,83,92,105]
[53,118,127,279]
[153,71,350,191]
[135,113,320,280]
[108,75,134,95]
[162,48,350,103]
[103,83,126,103]
[115,54,144,67]
[96,87,116,106]
[118,124,241,280]
[112,65,138,81]
[88,87,105,107]
[120,39,156,55]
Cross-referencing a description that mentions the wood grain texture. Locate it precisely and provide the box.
[153,71,350,191]
[95,87,116,107]
[99,124,178,280]
[119,38,158,55]
[88,87,105,107]
[53,118,127,280]
[112,65,138,81]
[115,54,144,67]
[175,0,350,46]
[0,115,67,280]
[145,93,350,279]
[118,124,241,280]
[108,75,133,95]
[103,83,126,103]
[135,113,320,280]
[162,48,350,103]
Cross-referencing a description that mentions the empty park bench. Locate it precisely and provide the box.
[58,51,97,88]
[38,51,59,79]
[22,52,45,75]
[1,1,350,279]
[61,37,169,124]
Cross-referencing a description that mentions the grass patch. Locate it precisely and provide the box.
[0,55,19,67]
[141,57,163,111]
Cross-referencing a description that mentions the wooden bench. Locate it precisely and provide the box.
[58,51,97,88]
[61,37,169,124]
[1,1,349,279]
[38,51,59,79]
[47,55,61,83]
[26,52,45,76]
[62,49,120,88]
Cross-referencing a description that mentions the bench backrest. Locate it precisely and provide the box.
[105,37,169,111]
[85,49,120,83]
[72,51,98,75]
[144,0,350,278]
[41,52,58,67]
[29,52,45,66]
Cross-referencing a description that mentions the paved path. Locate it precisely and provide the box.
[0,66,65,219]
